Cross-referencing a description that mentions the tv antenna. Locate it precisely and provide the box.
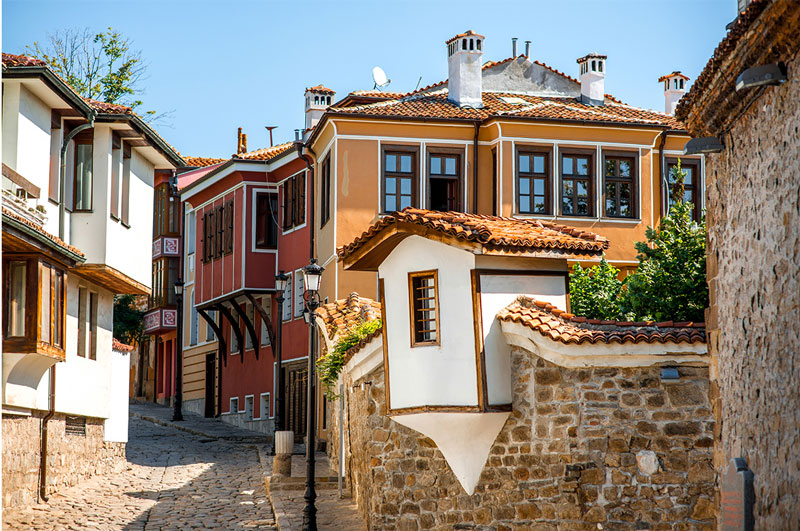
[265,126,278,147]
[372,66,391,90]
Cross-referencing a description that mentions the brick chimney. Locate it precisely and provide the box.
[305,86,335,131]
[236,127,248,154]
[576,53,607,106]
[446,30,484,109]
[659,71,689,115]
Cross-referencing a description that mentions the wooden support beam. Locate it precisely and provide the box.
[216,302,244,362]
[231,296,259,361]
[244,292,275,351]
[197,308,227,367]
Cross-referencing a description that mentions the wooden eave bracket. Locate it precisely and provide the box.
[73,263,150,295]
[197,307,227,367]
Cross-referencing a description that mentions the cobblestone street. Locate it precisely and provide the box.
[2,416,276,530]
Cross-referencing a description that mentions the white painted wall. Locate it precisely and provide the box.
[378,236,478,409]
[71,125,111,264]
[105,348,130,442]
[2,82,22,170]
[479,274,567,405]
[15,86,52,193]
[448,38,483,108]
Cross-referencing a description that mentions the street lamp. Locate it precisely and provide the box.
[273,271,290,433]
[301,258,324,531]
[173,279,185,421]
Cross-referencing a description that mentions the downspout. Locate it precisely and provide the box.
[472,121,480,213]
[294,136,317,261]
[657,129,670,217]
[59,117,95,241]
[39,366,56,502]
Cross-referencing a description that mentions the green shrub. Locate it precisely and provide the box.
[317,319,382,400]
[569,258,626,320]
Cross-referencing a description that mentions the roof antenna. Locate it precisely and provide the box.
[414,76,423,91]
[265,126,277,147]
[372,66,392,90]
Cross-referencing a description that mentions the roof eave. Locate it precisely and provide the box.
[94,113,184,168]
[3,66,94,117]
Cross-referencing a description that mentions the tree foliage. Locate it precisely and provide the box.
[569,258,626,320]
[26,27,163,121]
[317,319,382,400]
[569,160,708,322]
[113,294,146,345]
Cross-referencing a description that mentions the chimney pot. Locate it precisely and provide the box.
[524,41,531,58]
[237,127,243,153]
[242,133,247,153]
[512,37,518,57]
[447,30,484,108]
[577,53,607,106]
[660,71,688,114]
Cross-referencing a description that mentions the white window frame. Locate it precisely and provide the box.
[244,394,254,420]
[294,268,305,319]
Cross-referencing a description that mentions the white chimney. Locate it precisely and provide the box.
[446,30,484,109]
[304,85,335,131]
[659,72,689,115]
[576,53,607,106]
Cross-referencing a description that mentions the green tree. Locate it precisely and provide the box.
[569,257,626,320]
[623,160,708,322]
[113,294,146,345]
[26,27,164,121]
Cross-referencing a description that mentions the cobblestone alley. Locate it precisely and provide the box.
[2,416,276,530]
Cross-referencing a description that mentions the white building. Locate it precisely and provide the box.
[1,53,183,507]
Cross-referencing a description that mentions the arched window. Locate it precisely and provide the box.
[462,39,467,50]
[327,96,331,104]
[469,39,474,50]
[477,40,481,51]
[591,60,596,72]
[679,79,684,89]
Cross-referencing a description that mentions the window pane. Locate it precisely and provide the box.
[619,160,631,177]
[519,155,530,173]
[533,155,545,174]
[385,154,396,172]
[400,155,412,173]
[562,196,573,215]
[54,271,63,347]
[606,199,616,216]
[8,261,26,337]
[620,183,632,217]
[562,157,573,175]
[430,156,441,175]
[75,144,93,210]
[444,157,456,175]
[400,178,411,195]
[400,195,412,210]
[519,195,530,212]
[577,181,589,198]
[605,159,616,177]
[385,195,397,212]
[385,177,396,194]
[519,178,530,195]
[41,265,51,344]
[534,196,546,213]
[563,180,574,197]
[684,167,693,185]
[576,158,590,176]
[533,179,544,195]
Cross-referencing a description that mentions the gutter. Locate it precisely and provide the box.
[3,67,94,116]
[472,121,480,213]
[657,129,671,217]
[39,366,56,502]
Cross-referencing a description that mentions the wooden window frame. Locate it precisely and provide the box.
[426,149,463,212]
[559,149,595,217]
[72,133,94,212]
[255,192,279,249]
[294,172,305,228]
[320,157,331,227]
[602,151,638,219]
[408,269,440,347]
[382,145,418,214]
[666,158,702,222]
[516,148,552,215]
[224,199,234,255]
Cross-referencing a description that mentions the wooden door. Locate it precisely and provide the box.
[204,353,216,417]
[284,363,308,442]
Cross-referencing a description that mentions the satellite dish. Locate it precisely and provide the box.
[372,66,391,90]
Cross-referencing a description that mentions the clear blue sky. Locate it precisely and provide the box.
[3,0,734,159]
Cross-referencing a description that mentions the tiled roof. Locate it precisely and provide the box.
[675,0,773,121]
[328,89,682,128]
[577,52,607,62]
[2,53,46,67]
[497,296,706,345]
[350,90,408,98]
[1,205,85,258]
[307,85,335,95]
[658,71,690,82]
[112,338,136,352]
[183,156,228,167]
[338,208,609,260]
[316,292,382,341]
[87,99,133,115]
[446,30,484,44]
[234,141,294,161]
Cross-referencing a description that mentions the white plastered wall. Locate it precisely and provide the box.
[378,235,478,409]
[14,85,52,193]
[105,348,130,442]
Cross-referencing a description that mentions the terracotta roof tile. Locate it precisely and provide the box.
[446,30,485,44]
[658,71,690,83]
[234,141,294,161]
[2,205,84,258]
[112,338,136,352]
[497,296,705,345]
[183,156,228,168]
[316,292,382,341]
[338,208,609,260]
[2,53,46,67]
[87,99,133,115]
[329,88,682,128]
[306,85,335,95]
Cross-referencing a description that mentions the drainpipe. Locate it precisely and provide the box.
[294,132,318,261]
[39,366,56,502]
[472,121,480,213]
[58,117,95,241]
[657,129,670,217]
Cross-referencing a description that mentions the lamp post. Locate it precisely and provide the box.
[173,279,185,421]
[301,258,324,531]
[273,271,290,432]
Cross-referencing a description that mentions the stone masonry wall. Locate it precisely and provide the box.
[703,47,800,528]
[329,349,714,530]
[2,412,126,509]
